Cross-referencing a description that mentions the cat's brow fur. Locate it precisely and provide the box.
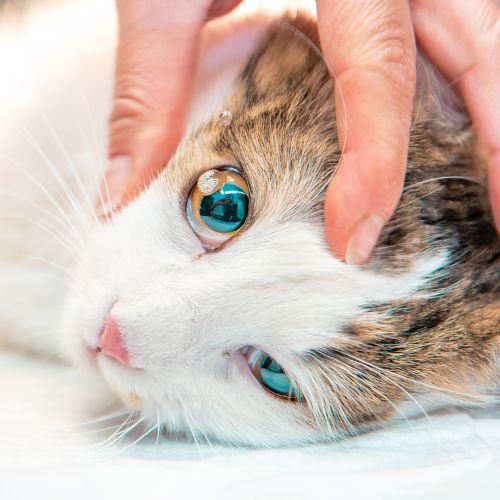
[175,15,499,435]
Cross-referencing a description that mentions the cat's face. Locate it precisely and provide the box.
[62,21,496,446]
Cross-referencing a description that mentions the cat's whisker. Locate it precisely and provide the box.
[11,254,80,282]
[88,413,134,448]
[409,83,424,137]
[404,175,485,191]
[334,352,439,428]
[5,264,77,293]
[116,423,158,454]
[21,127,93,237]
[25,271,73,289]
[154,406,161,450]
[336,339,493,403]
[398,186,444,209]
[79,92,113,224]
[37,110,101,230]
[71,93,104,177]
[316,382,355,437]
[68,422,132,438]
[63,409,129,429]
[0,189,81,239]
[395,175,486,210]
[178,399,203,455]
[307,348,434,430]
[182,403,213,450]
[298,370,348,437]
[92,414,145,451]
[0,215,83,262]
[0,155,88,245]
[332,357,417,433]
[97,420,145,452]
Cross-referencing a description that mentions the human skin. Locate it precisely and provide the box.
[99,0,500,263]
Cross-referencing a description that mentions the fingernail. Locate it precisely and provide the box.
[96,155,132,217]
[345,214,386,265]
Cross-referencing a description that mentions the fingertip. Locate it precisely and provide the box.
[119,163,161,208]
[106,1,208,215]
[317,0,415,261]
[324,170,350,260]
[324,180,388,265]
[488,151,500,236]
[96,155,132,219]
[324,150,403,263]
[345,213,386,265]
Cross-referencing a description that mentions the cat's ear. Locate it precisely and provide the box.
[239,12,326,103]
[284,11,320,46]
[195,11,279,96]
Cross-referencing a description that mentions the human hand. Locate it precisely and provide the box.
[98,0,243,215]
[320,0,500,264]
[101,0,500,264]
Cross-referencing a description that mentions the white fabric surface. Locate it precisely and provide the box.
[1,351,499,500]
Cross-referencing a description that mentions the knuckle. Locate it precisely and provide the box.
[377,26,417,102]
[110,78,156,126]
[108,81,184,156]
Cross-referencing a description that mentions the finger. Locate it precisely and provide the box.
[411,0,500,233]
[317,0,417,263]
[101,0,208,214]
[196,1,273,93]
[100,0,209,215]
[101,1,244,216]
[490,152,500,232]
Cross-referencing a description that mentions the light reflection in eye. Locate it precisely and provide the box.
[186,167,250,248]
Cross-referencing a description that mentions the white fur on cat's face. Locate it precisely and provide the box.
[63,157,444,446]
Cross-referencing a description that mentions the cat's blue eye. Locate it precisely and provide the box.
[245,348,303,401]
[187,167,250,248]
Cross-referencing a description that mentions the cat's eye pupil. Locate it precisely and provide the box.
[199,184,248,233]
[262,356,283,374]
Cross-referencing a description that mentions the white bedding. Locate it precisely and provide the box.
[1,351,499,500]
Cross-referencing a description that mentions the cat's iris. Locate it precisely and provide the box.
[187,167,250,248]
[246,348,303,401]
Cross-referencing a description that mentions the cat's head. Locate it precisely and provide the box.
[63,17,499,446]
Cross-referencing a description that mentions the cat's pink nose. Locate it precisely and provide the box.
[99,314,129,366]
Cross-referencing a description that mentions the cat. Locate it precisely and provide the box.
[0,0,498,447]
